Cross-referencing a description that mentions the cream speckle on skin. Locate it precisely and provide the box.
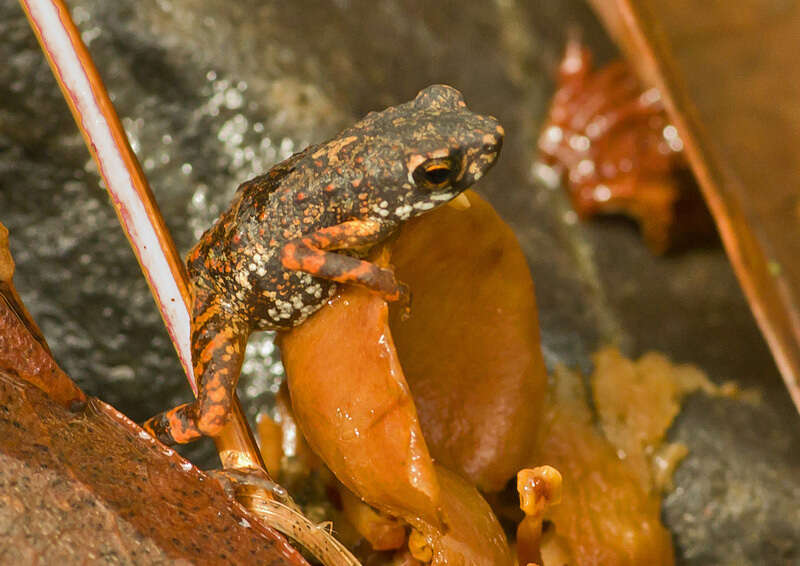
[394,204,413,219]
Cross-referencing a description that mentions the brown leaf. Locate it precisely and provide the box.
[0,221,85,408]
[532,365,674,566]
[0,292,86,409]
[278,190,542,559]
[0,370,307,565]
[279,287,441,527]
[419,465,514,566]
[0,223,13,282]
[588,0,800,411]
[389,190,548,492]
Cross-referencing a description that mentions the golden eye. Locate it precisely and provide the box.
[413,158,454,190]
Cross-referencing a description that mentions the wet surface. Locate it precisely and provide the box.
[1,0,798,563]
[0,370,306,565]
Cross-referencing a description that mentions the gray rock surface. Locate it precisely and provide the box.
[1,0,798,563]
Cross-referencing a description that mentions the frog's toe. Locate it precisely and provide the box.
[142,402,203,445]
[142,413,177,445]
[383,279,410,303]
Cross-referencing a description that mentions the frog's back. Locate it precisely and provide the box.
[186,147,339,328]
[187,157,286,287]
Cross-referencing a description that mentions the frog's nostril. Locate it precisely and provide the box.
[484,135,503,155]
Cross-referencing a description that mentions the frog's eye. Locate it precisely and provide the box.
[413,158,456,191]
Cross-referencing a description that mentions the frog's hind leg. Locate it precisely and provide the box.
[143,291,248,445]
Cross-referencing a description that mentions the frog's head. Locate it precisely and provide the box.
[350,84,504,222]
[406,85,504,190]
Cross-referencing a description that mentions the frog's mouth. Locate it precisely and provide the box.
[447,192,472,210]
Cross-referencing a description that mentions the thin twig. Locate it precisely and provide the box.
[18,0,266,478]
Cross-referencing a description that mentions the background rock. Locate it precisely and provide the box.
[1,1,798,563]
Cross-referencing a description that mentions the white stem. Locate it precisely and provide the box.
[21,0,195,392]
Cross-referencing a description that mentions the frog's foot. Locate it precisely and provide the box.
[206,467,300,512]
[143,402,203,446]
[391,281,413,320]
[383,279,409,302]
[144,301,246,446]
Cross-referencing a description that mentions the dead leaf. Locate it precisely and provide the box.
[279,287,441,528]
[532,364,675,566]
[0,370,307,565]
[389,190,548,492]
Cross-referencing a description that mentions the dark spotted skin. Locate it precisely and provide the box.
[143,85,504,445]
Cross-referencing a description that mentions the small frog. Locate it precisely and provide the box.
[143,85,504,445]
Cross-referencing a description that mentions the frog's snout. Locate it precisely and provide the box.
[493,123,505,146]
[482,122,505,160]
[453,120,504,189]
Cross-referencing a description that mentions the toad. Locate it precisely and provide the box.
[144,85,503,445]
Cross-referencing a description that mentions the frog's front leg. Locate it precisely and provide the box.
[281,219,408,301]
[143,290,248,445]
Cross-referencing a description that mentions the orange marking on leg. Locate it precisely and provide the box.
[193,301,221,328]
[165,407,197,444]
[207,386,228,403]
[198,332,235,365]
[303,234,331,248]
[193,366,207,385]
[281,243,301,269]
[349,261,373,277]
[198,415,227,436]
[300,253,326,273]
[326,259,379,284]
